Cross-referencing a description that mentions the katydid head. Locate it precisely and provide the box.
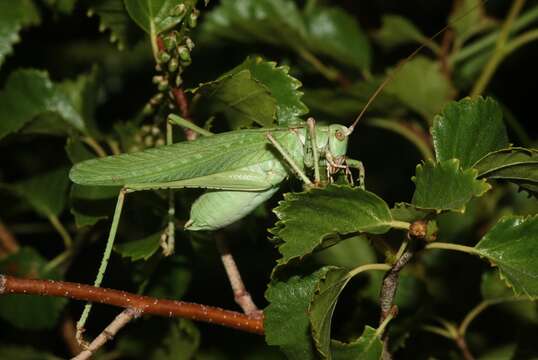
[327,124,350,158]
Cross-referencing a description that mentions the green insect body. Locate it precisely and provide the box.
[69,123,351,230]
[186,187,279,230]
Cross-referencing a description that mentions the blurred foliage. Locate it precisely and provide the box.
[0,0,537,359]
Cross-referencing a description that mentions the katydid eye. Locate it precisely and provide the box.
[335,130,345,141]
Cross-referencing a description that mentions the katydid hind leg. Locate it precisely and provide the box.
[76,188,128,345]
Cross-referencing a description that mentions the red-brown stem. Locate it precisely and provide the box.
[0,274,264,335]
[171,88,197,140]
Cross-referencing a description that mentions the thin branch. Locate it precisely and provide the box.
[72,308,142,360]
[0,220,19,254]
[455,335,475,360]
[378,249,414,360]
[0,274,264,335]
[216,236,261,317]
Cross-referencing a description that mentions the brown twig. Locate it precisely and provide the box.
[0,274,264,335]
[379,249,414,360]
[72,308,142,360]
[455,335,475,360]
[216,235,261,317]
[0,221,19,254]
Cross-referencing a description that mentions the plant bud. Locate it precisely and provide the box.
[172,4,186,16]
[178,46,191,63]
[188,10,199,28]
[159,51,171,63]
[163,36,176,51]
[168,58,179,72]
[152,75,164,84]
[158,80,169,92]
[175,74,183,87]
[185,37,195,51]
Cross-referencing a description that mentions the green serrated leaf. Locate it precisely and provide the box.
[125,0,190,35]
[373,15,427,50]
[58,66,102,138]
[309,267,349,359]
[412,159,491,213]
[0,247,67,330]
[200,0,371,72]
[0,0,40,68]
[265,267,331,360]
[474,215,538,299]
[474,147,538,197]
[304,6,371,71]
[115,232,161,261]
[309,266,386,359]
[89,0,136,50]
[0,70,86,139]
[12,168,70,218]
[191,69,277,128]
[200,0,307,48]
[272,185,394,267]
[385,56,454,121]
[150,319,200,360]
[314,236,376,269]
[432,97,509,169]
[484,280,538,324]
[481,269,518,301]
[231,57,308,125]
[330,326,383,360]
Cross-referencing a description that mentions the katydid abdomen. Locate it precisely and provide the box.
[185,188,279,230]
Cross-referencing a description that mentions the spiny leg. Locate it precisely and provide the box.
[306,117,321,185]
[266,132,312,186]
[76,188,129,346]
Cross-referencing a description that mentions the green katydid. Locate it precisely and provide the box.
[70,116,363,229]
[69,108,365,335]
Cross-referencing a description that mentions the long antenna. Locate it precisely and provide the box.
[348,0,489,133]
